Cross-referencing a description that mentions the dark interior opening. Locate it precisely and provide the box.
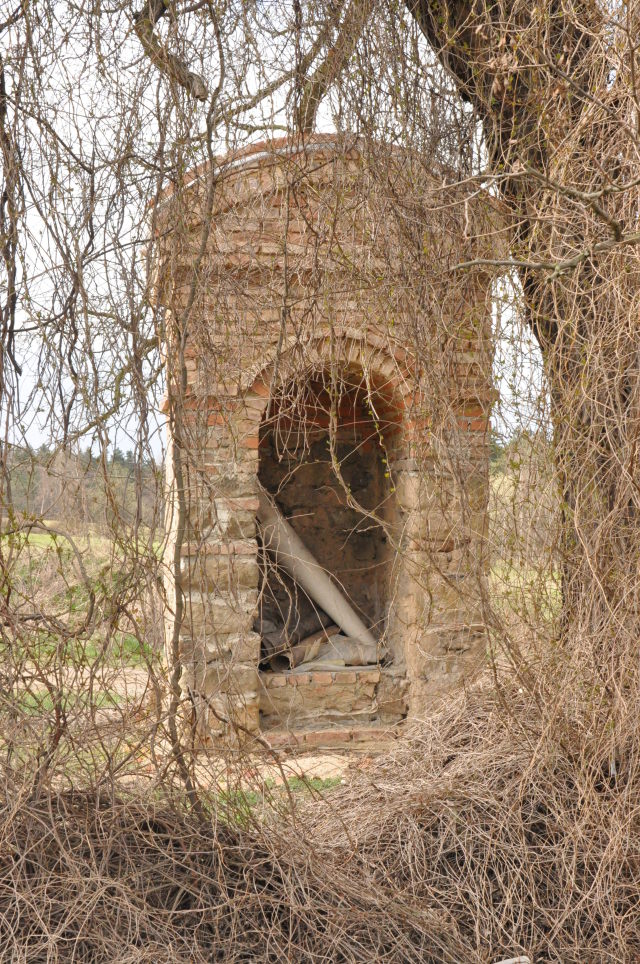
[254,369,400,669]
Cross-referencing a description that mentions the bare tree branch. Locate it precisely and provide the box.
[134,0,208,101]
[297,0,374,132]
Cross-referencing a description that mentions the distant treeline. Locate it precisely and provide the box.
[1,443,163,533]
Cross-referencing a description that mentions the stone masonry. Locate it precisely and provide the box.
[154,134,495,741]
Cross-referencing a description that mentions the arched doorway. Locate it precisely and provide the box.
[255,366,406,729]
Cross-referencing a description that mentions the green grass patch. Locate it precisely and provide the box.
[1,629,157,670]
[13,688,122,717]
[213,775,343,826]
[285,775,342,793]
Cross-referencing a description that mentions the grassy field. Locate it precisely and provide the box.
[0,465,561,765]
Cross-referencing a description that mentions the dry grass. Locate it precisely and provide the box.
[1,684,638,963]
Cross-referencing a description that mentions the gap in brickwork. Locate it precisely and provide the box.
[255,369,401,673]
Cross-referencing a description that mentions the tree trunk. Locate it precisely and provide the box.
[407,0,640,689]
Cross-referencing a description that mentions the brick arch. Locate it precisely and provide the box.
[247,332,421,701]
[244,332,417,436]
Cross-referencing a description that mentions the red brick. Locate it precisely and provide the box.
[251,379,271,398]
[303,728,349,746]
[265,730,301,749]
[207,412,227,426]
[350,725,399,743]
[468,417,488,432]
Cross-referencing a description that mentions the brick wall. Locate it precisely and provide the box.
[155,135,494,741]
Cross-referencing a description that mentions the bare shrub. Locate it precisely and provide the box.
[2,684,638,962]
[2,0,640,959]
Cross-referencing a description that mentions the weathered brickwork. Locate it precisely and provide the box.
[155,134,494,741]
